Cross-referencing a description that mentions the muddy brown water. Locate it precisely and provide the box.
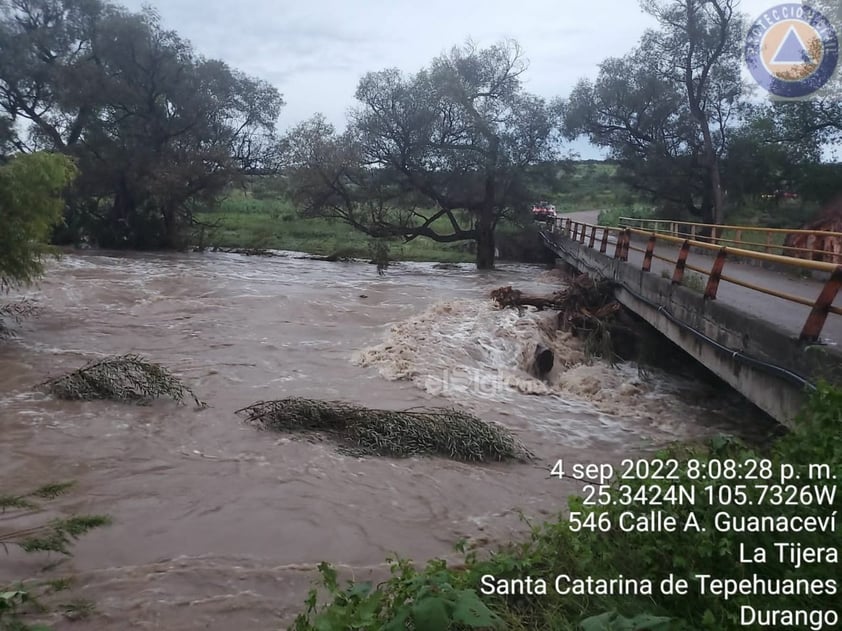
[0,251,774,629]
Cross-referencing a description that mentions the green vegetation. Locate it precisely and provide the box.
[42,354,205,407]
[195,194,475,263]
[236,398,535,462]
[0,482,109,631]
[1,1,281,250]
[293,384,841,630]
[284,41,562,269]
[596,205,655,228]
[2,1,840,264]
[0,153,77,292]
[550,162,635,214]
[195,161,648,261]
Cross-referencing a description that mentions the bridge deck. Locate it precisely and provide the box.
[555,211,842,347]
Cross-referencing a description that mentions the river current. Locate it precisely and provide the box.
[0,251,773,629]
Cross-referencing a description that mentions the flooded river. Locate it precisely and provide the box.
[0,251,773,629]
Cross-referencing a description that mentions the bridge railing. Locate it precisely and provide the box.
[616,216,842,262]
[551,217,842,343]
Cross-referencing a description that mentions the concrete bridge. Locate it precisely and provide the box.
[540,211,842,427]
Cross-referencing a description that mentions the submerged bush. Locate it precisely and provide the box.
[0,299,38,339]
[292,384,841,630]
[42,354,204,406]
[237,398,535,462]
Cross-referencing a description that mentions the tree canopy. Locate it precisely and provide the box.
[1,0,840,271]
[284,41,563,269]
[0,0,283,248]
[565,0,744,224]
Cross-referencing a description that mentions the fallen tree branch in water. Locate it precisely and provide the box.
[42,354,206,407]
[491,274,621,363]
[236,398,535,462]
[0,299,39,338]
[210,246,281,256]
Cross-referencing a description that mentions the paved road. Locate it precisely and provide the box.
[556,210,842,346]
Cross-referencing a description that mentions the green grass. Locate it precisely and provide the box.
[193,194,475,263]
[193,165,822,263]
[596,205,656,227]
[292,383,842,630]
[191,162,650,262]
[549,162,644,213]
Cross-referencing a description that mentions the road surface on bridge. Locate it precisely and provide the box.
[557,210,842,347]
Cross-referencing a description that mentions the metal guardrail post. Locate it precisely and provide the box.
[588,225,597,248]
[600,229,609,254]
[613,231,623,259]
[672,240,691,284]
[704,248,728,299]
[642,234,656,272]
[800,266,842,342]
[620,229,631,261]
[579,224,587,244]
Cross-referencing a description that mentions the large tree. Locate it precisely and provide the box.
[564,51,713,219]
[566,0,743,224]
[0,0,283,248]
[285,41,562,269]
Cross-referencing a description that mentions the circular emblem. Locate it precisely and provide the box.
[745,3,839,98]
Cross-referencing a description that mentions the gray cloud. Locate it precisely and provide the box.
[120,0,780,158]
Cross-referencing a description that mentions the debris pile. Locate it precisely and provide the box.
[236,397,534,462]
[491,274,621,362]
[43,353,205,406]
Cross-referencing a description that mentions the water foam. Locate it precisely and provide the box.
[354,298,739,434]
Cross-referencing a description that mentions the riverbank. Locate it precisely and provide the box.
[193,195,475,263]
[194,194,556,264]
[291,384,841,630]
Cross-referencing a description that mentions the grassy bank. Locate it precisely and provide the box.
[292,384,841,630]
[193,162,823,263]
[194,195,476,263]
[191,162,644,263]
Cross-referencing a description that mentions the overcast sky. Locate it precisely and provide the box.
[120,0,823,158]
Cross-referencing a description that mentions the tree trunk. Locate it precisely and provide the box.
[701,128,725,225]
[475,209,496,270]
[161,207,179,249]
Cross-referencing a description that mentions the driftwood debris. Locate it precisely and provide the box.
[236,397,535,462]
[491,274,621,362]
[42,354,206,407]
[211,246,281,257]
[492,274,619,332]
